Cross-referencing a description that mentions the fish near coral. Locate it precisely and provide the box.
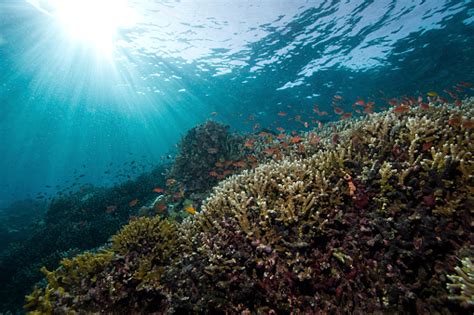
[184,206,196,215]
[129,199,139,207]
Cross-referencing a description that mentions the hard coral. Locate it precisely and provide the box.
[170,120,244,194]
[26,99,474,314]
[25,216,178,314]
[167,99,473,313]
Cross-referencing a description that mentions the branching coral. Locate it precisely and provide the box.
[447,256,474,307]
[25,98,474,314]
[25,216,178,314]
[166,99,473,313]
[170,120,244,194]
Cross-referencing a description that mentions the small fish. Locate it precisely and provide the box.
[244,139,255,148]
[223,170,233,176]
[333,95,343,101]
[334,107,344,115]
[303,122,309,128]
[209,171,219,177]
[458,81,472,87]
[354,100,365,106]
[277,133,285,140]
[129,199,139,207]
[277,111,287,117]
[393,105,409,114]
[215,161,224,168]
[233,161,246,168]
[290,136,302,144]
[388,99,398,106]
[427,91,438,97]
[419,102,430,110]
[184,206,196,215]
[207,147,219,154]
[106,205,117,213]
[211,111,218,116]
[276,127,285,132]
[153,187,164,193]
[263,147,275,155]
[154,203,167,212]
[341,112,352,120]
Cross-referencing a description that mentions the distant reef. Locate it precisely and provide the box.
[24,99,473,313]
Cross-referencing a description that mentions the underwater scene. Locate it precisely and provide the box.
[0,0,473,313]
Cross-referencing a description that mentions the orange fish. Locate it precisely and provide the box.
[215,161,224,168]
[290,136,302,144]
[363,106,374,114]
[263,147,274,155]
[154,203,167,212]
[184,206,196,215]
[393,105,409,114]
[233,161,247,168]
[276,127,285,132]
[419,103,430,110]
[388,99,398,106]
[129,199,139,207]
[244,139,255,148]
[341,112,352,120]
[334,95,343,100]
[354,100,365,106]
[153,187,164,193]
[258,131,269,137]
[223,170,233,176]
[277,111,287,117]
[209,171,219,177]
[277,133,285,140]
[334,107,344,115]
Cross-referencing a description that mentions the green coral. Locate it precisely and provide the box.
[447,256,474,307]
[25,216,177,314]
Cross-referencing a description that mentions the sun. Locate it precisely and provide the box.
[45,0,136,52]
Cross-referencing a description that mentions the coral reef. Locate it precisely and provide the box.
[0,165,169,313]
[25,98,473,313]
[167,99,473,313]
[447,254,474,307]
[170,120,244,195]
[25,216,177,313]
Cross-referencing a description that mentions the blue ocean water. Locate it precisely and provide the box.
[0,0,473,208]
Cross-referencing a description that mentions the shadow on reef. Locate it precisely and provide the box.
[24,99,474,313]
